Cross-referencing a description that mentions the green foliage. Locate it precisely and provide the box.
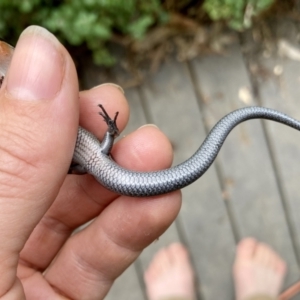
[0,0,275,65]
[203,0,275,30]
[0,0,168,65]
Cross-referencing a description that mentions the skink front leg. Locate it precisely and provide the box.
[98,104,119,155]
[69,104,119,174]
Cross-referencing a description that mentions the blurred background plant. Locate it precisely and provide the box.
[203,0,275,30]
[0,0,296,67]
[0,0,169,65]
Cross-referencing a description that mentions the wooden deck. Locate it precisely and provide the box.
[82,19,300,300]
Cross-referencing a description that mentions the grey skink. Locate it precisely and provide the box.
[73,105,300,197]
[2,41,300,197]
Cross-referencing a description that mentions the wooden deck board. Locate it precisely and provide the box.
[81,26,300,298]
[104,265,145,300]
[189,43,300,288]
[139,58,236,300]
[242,20,300,291]
[251,53,300,300]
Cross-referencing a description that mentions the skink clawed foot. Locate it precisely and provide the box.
[98,104,119,138]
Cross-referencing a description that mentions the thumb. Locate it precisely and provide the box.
[0,26,78,295]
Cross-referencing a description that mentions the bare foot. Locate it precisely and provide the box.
[233,238,287,300]
[144,243,195,300]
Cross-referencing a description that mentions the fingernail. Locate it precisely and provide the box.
[6,26,64,101]
[138,124,159,130]
[92,83,125,94]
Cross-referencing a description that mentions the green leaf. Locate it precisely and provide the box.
[127,15,154,39]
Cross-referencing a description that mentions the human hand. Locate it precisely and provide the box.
[0,26,181,299]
